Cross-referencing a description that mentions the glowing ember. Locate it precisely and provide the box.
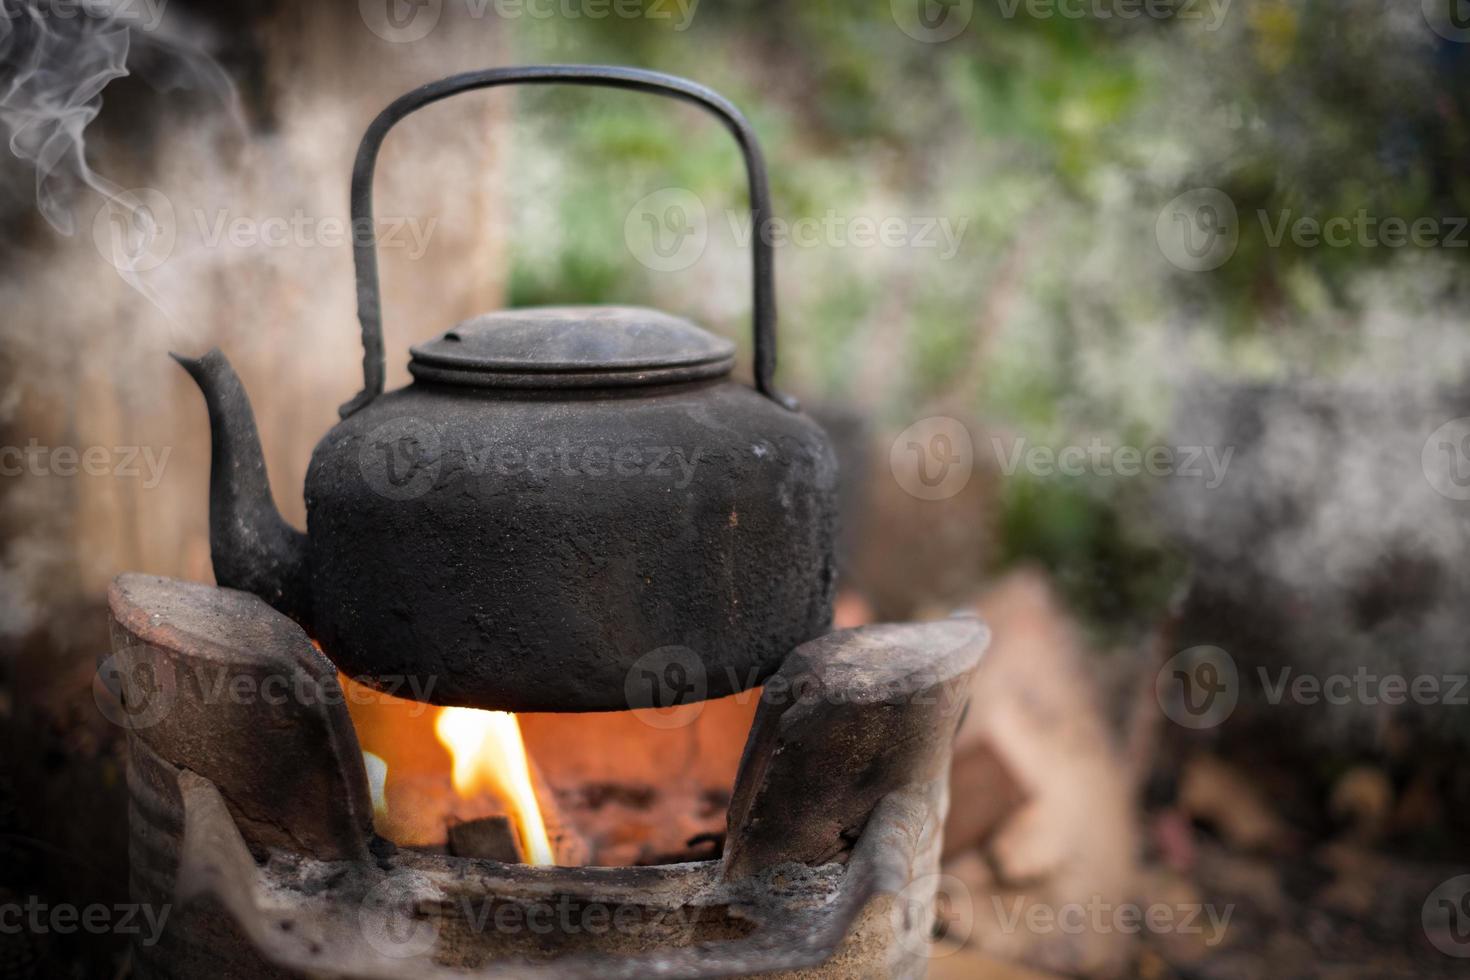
[434,708,555,866]
[361,751,388,816]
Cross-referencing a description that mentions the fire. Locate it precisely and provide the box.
[362,751,388,816]
[434,707,556,866]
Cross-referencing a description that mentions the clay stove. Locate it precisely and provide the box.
[108,63,989,980]
[104,574,986,979]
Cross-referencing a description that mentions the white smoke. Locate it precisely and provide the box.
[1160,267,1470,745]
[0,3,514,644]
[0,0,236,306]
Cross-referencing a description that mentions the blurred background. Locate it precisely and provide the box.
[3,0,1470,976]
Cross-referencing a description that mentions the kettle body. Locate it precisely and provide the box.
[307,355,837,710]
[175,67,840,711]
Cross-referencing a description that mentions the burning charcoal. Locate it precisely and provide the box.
[447,816,525,864]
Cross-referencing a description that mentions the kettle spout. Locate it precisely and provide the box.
[172,349,312,624]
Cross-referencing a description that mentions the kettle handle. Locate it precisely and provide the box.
[341,64,793,418]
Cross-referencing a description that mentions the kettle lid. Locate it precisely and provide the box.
[408,305,737,390]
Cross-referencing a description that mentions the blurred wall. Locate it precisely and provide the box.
[0,2,514,642]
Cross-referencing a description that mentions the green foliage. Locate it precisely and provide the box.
[498,2,1470,630]
[995,470,1184,641]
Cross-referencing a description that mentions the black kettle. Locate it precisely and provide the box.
[175,66,839,711]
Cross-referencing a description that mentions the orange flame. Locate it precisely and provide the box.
[434,707,555,865]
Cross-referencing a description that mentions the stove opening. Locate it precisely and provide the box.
[341,672,759,867]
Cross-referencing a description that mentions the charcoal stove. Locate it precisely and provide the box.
[104,574,986,979]
[101,64,989,979]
